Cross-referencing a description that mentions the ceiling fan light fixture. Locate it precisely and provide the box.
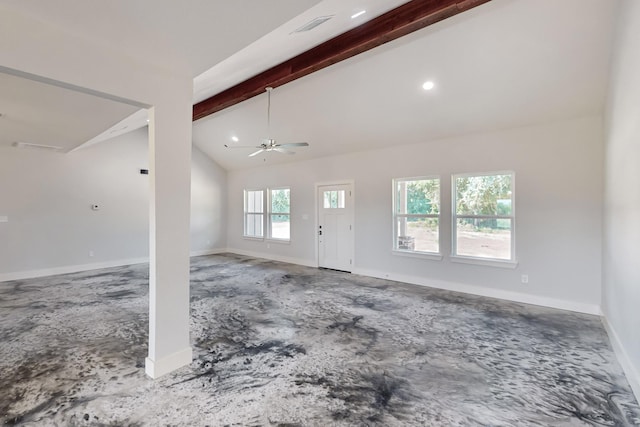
[231,136,239,142]
[224,87,309,158]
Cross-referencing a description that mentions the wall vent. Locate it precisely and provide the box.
[292,15,334,33]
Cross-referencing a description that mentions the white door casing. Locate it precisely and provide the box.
[317,183,354,272]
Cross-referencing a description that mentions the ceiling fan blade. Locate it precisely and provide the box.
[248,149,265,157]
[278,142,309,148]
[274,147,295,155]
[225,144,262,149]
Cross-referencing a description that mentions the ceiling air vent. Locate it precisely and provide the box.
[292,15,334,33]
[12,141,63,152]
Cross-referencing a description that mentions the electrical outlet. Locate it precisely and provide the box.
[521,274,529,284]
[267,244,271,249]
[89,250,94,257]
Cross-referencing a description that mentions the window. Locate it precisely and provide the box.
[393,177,440,254]
[323,190,345,209]
[269,188,290,240]
[244,190,264,238]
[243,187,291,241]
[453,172,514,261]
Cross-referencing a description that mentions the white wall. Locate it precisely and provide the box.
[191,142,228,253]
[1,4,196,376]
[0,129,227,281]
[602,0,640,399]
[228,115,604,314]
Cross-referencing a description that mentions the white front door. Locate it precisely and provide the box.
[318,183,353,272]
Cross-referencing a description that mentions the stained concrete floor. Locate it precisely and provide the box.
[1,253,639,426]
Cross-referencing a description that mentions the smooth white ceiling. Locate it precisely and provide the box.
[1,0,619,166]
[0,72,138,152]
[76,0,412,149]
[193,0,618,170]
[193,0,410,103]
[2,0,322,77]
[0,0,323,152]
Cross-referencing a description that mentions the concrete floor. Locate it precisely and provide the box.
[1,253,638,426]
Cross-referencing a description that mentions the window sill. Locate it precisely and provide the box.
[450,255,518,269]
[242,236,264,242]
[392,249,443,261]
[266,238,290,245]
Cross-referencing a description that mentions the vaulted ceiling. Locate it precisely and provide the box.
[0,0,619,167]
[193,0,618,170]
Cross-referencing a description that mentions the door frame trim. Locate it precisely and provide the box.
[315,180,355,270]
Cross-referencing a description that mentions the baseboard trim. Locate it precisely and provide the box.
[190,248,227,257]
[219,253,600,315]
[352,267,601,315]
[145,346,192,379]
[226,248,317,268]
[0,257,150,283]
[601,316,640,401]
[0,248,227,282]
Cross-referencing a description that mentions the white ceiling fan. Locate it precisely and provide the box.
[224,87,309,157]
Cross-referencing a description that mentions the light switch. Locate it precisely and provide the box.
[0,216,7,223]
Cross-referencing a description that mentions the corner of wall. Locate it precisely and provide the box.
[601,315,640,401]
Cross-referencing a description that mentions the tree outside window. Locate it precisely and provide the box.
[393,177,440,254]
[270,188,290,240]
[453,172,514,261]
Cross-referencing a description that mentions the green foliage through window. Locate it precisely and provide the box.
[397,179,440,215]
[394,177,440,254]
[455,174,511,216]
[271,189,290,214]
[453,172,514,260]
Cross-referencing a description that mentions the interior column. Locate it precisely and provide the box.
[145,100,193,378]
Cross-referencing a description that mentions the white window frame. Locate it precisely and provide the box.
[451,171,517,268]
[392,176,442,260]
[243,189,264,239]
[268,187,291,242]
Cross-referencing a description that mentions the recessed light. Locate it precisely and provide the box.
[231,136,239,142]
[351,10,366,19]
[422,81,435,91]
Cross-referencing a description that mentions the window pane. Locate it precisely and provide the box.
[271,188,290,213]
[254,191,264,213]
[270,214,290,239]
[246,190,263,213]
[324,191,331,208]
[245,213,263,237]
[323,190,345,209]
[456,174,512,216]
[247,192,255,212]
[397,217,439,253]
[396,179,440,215]
[337,190,345,208]
[254,214,263,236]
[456,218,511,259]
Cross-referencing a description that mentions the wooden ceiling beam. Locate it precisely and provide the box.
[193,0,491,121]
